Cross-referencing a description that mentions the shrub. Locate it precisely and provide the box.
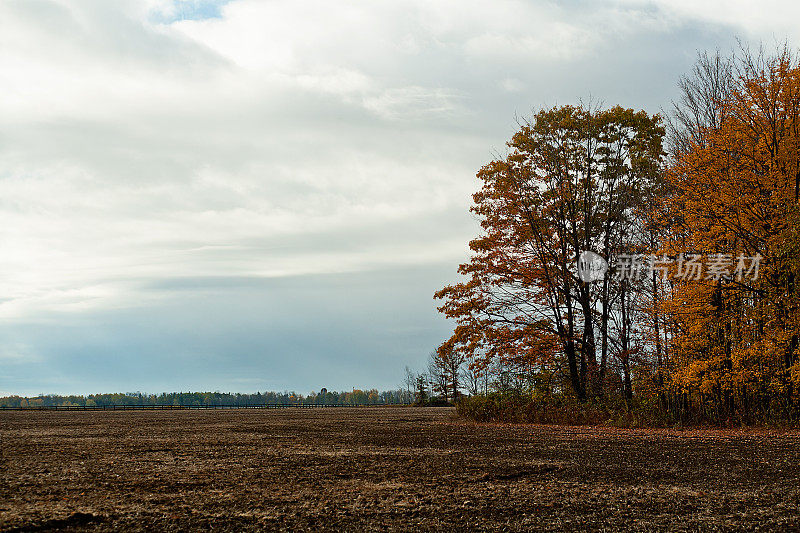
[456,393,675,427]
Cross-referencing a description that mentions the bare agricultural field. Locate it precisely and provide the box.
[2,408,800,531]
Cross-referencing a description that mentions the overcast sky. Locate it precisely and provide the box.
[1,0,797,396]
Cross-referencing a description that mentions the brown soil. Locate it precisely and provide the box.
[2,407,800,531]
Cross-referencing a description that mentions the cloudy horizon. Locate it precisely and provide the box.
[2,0,797,396]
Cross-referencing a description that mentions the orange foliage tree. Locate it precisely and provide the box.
[658,48,800,422]
[435,105,664,402]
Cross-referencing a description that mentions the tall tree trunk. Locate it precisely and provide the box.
[580,283,598,397]
[621,279,633,405]
[599,275,610,397]
[652,270,664,388]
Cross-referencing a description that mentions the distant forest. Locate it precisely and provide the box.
[0,389,412,408]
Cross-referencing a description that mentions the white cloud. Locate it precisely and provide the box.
[500,77,526,93]
[464,24,599,63]
[0,0,795,326]
[635,0,800,42]
[362,86,463,119]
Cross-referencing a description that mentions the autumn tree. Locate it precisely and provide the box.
[658,46,800,422]
[435,104,664,402]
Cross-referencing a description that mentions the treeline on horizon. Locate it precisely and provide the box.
[0,388,412,408]
[432,44,800,426]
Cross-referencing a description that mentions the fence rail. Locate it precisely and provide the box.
[0,403,413,411]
